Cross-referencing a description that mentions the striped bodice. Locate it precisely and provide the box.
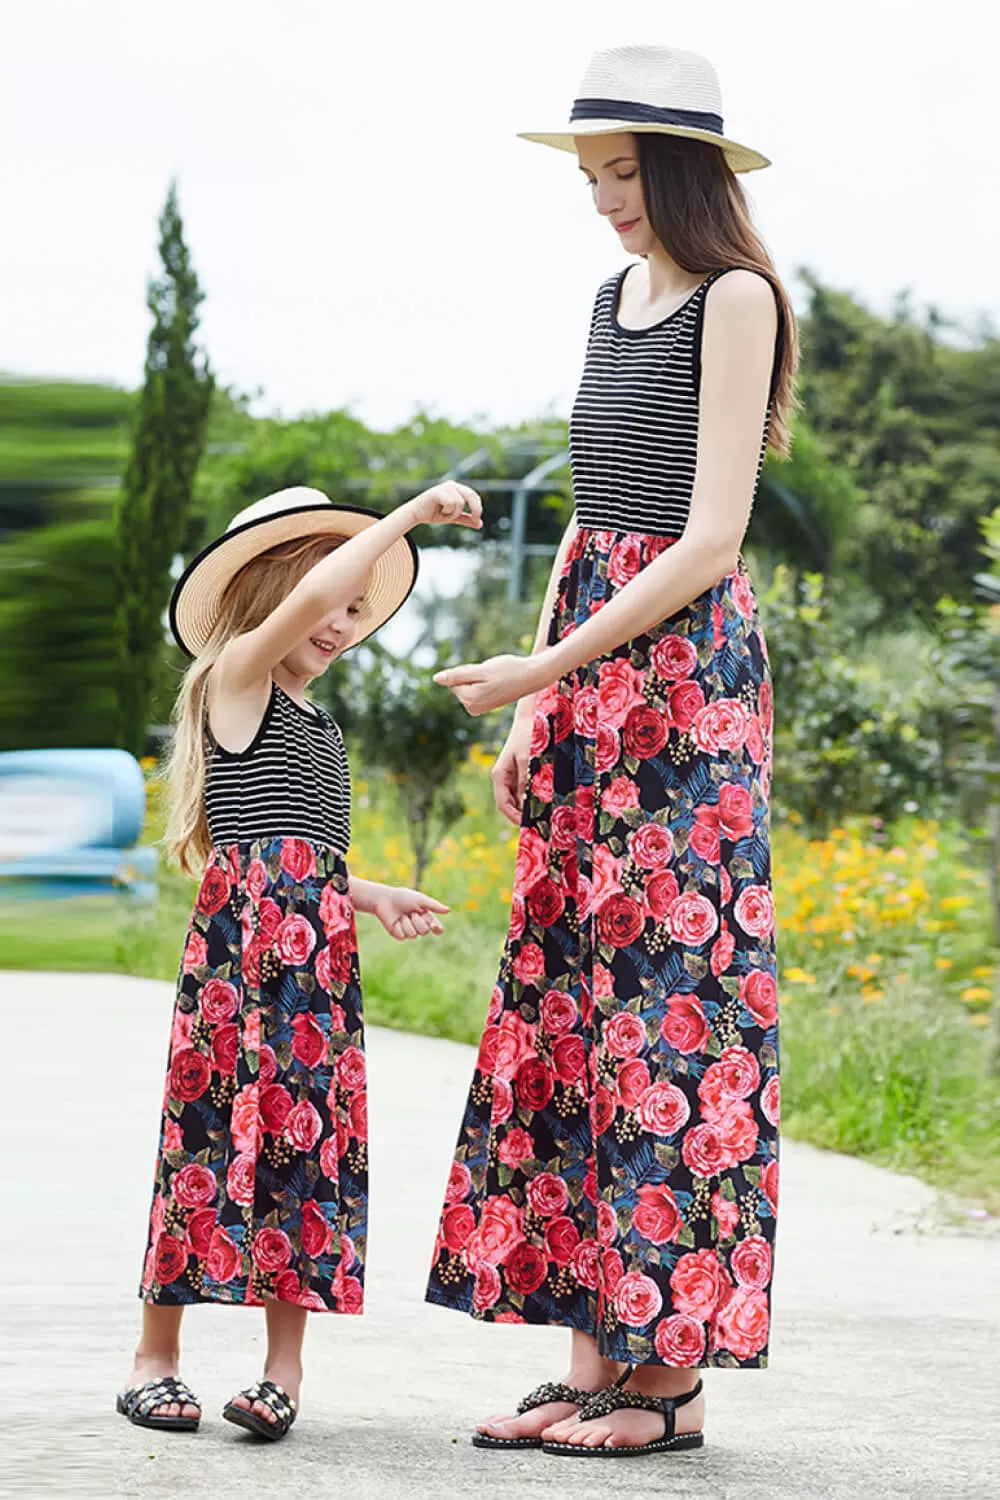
[205,682,351,853]
[570,265,781,537]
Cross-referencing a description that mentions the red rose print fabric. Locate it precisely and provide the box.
[426,529,779,1368]
[141,838,366,1314]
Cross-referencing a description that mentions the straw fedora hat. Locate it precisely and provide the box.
[519,44,769,174]
[169,487,419,657]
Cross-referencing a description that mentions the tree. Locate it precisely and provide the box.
[114,181,213,755]
[328,645,478,887]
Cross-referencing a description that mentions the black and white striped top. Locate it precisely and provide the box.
[205,683,351,853]
[570,265,782,537]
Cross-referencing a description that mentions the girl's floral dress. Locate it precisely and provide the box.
[140,685,366,1313]
[426,269,782,1368]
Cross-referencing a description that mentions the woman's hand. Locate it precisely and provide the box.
[434,654,546,716]
[491,713,534,826]
[405,482,483,531]
[370,884,450,941]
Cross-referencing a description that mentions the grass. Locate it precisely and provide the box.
[2,757,998,1211]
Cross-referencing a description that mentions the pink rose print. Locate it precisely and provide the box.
[615,1270,663,1327]
[251,1227,293,1275]
[540,989,578,1036]
[527,1172,569,1219]
[442,1204,476,1253]
[634,1081,690,1137]
[276,914,317,967]
[472,1263,503,1313]
[712,1191,740,1238]
[740,968,778,1027]
[629,822,674,869]
[573,686,599,738]
[292,1012,327,1070]
[466,1196,524,1268]
[280,838,317,882]
[571,1238,601,1291]
[445,1160,472,1202]
[531,761,554,803]
[661,995,710,1054]
[226,1152,255,1206]
[284,1100,322,1154]
[498,1127,535,1169]
[670,1248,729,1321]
[713,1286,769,1359]
[172,1162,217,1209]
[608,533,643,585]
[595,722,621,774]
[182,932,208,972]
[544,1215,580,1266]
[667,891,719,947]
[632,1184,681,1245]
[616,1057,650,1109]
[691,698,750,754]
[645,868,680,921]
[667,678,706,730]
[198,978,238,1025]
[604,775,641,817]
[604,1010,647,1059]
[512,943,546,986]
[622,703,668,760]
[733,886,775,940]
[654,1313,706,1366]
[731,1235,772,1290]
[206,1226,240,1283]
[650,634,698,681]
[599,658,645,727]
[761,1074,780,1127]
[505,1241,547,1295]
[245,858,269,902]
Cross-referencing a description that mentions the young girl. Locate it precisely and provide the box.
[118,481,481,1441]
[427,45,796,1458]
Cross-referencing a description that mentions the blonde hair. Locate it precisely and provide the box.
[164,532,342,876]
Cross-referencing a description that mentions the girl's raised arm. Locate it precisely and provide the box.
[218,483,481,691]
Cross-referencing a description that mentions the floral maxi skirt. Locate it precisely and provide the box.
[140,837,367,1312]
[425,527,780,1368]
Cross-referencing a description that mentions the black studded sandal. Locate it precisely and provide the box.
[222,1380,298,1442]
[541,1377,704,1458]
[471,1380,593,1450]
[116,1376,201,1431]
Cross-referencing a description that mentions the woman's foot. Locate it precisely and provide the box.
[124,1353,200,1423]
[541,1365,704,1451]
[230,1360,302,1429]
[475,1332,624,1444]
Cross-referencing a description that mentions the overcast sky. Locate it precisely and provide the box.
[3,0,994,429]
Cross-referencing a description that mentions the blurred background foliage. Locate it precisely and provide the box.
[1,186,998,1198]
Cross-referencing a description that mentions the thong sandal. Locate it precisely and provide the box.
[471,1380,593,1450]
[116,1377,201,1432]
[222,1380,298,1442]
[541,1377,705,1458]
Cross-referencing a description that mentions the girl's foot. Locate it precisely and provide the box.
[230,1361,302,1429]
[123,1354,200,1423]
[541,1366,704,1451]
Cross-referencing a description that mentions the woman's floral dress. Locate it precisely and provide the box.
[140,685,367,1313]
[426,268,782,1368]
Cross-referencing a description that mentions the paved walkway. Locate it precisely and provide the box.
[2,971,998,1499]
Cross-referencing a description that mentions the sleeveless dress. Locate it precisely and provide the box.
[426,266,782,1369]
[140,682,367,1314]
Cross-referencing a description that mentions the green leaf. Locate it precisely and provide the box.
[684,953,708,981]
[626,1334,653,1361]
[654,1143,679,1170]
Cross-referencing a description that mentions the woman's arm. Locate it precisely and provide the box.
[436,272,778,716]
[490,517,578,823]
[220,483,481,691]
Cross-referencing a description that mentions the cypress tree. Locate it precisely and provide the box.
[114,181,213,754]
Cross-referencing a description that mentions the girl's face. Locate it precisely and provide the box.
[576,132,655,255]
[282,593,364,680]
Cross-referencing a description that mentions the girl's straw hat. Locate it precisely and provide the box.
[169,487,419,657]
[519,44,770,174]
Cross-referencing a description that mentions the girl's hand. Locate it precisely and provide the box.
[371,885,450,941]
[491,714,534,826]
[406,482,483,531]
[434,654,545,716]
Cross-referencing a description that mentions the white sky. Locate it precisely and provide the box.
[2,0,996,429]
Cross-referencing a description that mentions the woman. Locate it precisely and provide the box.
[426,44,797,1459]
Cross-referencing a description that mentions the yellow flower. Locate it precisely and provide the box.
[784,967,817,985]
[861,986,884,1003]
[968,1013,992,1028]
[139,755,158,771]
[935,958,953,970]
[972,965,994,980]
[960,986,993,1004]
[865,953,882,964]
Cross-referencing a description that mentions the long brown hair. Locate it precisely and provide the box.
[164,532,342,876]
[636,134,799,457]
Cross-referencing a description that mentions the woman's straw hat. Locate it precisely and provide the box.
[169,487,418,657]
[519,44,769,174]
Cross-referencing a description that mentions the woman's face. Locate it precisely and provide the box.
[576,132,655,255]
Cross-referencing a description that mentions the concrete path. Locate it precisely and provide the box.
[2,970,998,1499]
